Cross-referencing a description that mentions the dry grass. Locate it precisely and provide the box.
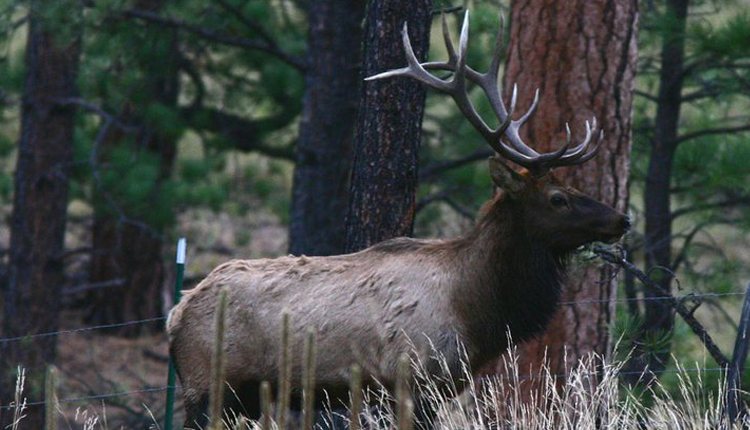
[8,342,748,430]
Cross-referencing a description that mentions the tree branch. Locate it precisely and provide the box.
[420,149,494,181]
[64,278,127,295]
[179,106,296,160]
[671,195,750,220]
[430,6,464,15]
[55,97,141,133]
[634,89,659,102]
[211,0,278,45]
[680,88,722,103]
[120,8,306,71]
[594,247,730,368]
[179,54,205,110]
[674,123,750,145]
[670,221,710,272]
[417,190,475,221]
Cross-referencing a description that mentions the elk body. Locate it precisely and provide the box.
[168,12,630,429]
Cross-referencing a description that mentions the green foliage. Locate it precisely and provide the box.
[0,49,24,97]
[243,159,291,223]
[0,170,10,199]
[172,157,230,212]
[144,103,187,142]
[96,145,168,224]
[691,11,750,60]
[0,133,13,158]
[673,132,750,196]
[613,310,672,359]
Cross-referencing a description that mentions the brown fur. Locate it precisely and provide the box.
[168,162,628,427]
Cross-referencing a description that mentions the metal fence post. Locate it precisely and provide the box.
[726,282,750,425]
[164,238,186,430]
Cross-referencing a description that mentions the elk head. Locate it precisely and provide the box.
[367,11,630,252]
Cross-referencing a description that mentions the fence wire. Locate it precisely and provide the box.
[0,291,742,346]
[0,316,167,344]
[559,291,745,305]
[0,386,176,411]
[2,364,749,411]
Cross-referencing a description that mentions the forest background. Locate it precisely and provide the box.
[0,0,749,428]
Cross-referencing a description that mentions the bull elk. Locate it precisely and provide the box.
[168,11,630,429]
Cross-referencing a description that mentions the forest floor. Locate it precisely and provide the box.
[56,327,173,428]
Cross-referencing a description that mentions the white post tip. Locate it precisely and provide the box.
[176,237,186,264]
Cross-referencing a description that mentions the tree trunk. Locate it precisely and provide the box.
[344,0,433,253]
[497,0,638,385]
[638,0,689,380]
[288,0,366,256]
[86,27,179,336]
[0,7,80,428]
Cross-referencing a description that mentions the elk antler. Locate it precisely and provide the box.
[366,11,603,176]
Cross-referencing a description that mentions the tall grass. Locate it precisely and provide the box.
[7,344,748,430]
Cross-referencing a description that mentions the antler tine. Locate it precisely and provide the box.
[536,133,572,164]
[475,15,512,129]
[501,84,540,157]
[558,117,597,163]
[441,12,457,62]
[565,130,603,165]
[487,14,506,83]
[453,9,471,86]
[365,23,452,92]
[556,123,588,161]
[495,84,517,137]
[515,88,540,126]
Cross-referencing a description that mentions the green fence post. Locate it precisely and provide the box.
[164,237,186,430]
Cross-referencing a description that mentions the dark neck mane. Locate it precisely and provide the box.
[448,194,568,369]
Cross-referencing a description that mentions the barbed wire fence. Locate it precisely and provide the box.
[0,242,748,427]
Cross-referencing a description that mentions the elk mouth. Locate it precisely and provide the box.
[595,230,626,244]
[595,216,630,244]
[599,233,623,244]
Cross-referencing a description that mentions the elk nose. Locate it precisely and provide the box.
[621,215,632,232]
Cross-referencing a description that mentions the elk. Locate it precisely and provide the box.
[168,11,630,429]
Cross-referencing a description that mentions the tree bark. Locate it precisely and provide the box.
[288,0,366,256]
[0,6,80,428]
[497,0,638,384]
[344,0,433,253]
[638,0,689,380]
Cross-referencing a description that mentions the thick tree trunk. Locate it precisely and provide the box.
[0,8,80,429]
[86,29,179,336]
[639,0,689,380]
[497,0,638,384]
[344,0,433,253]
[288,0,366,256]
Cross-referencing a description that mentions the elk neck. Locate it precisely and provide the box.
[446,193,568,369]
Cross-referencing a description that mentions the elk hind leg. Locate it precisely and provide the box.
[183,391,208,430]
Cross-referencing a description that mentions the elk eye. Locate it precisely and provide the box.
[550,194,568,208]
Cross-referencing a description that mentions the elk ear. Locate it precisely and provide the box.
[489,156,526,195]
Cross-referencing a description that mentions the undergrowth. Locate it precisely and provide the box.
[6,345,747,430]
